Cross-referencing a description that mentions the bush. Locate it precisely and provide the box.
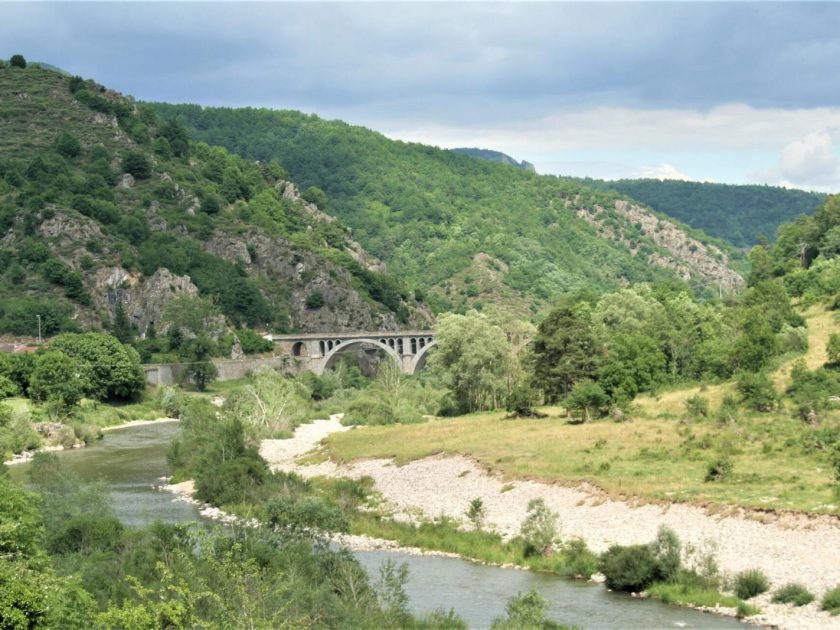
[9,54,26,69]
[55,132,81,159]
[736,371,777,412]
[599,544,659,592]
[822,585,840,614]
[306,291,325,309]
[558,538,599,578]
[684,395,709,419]
[344,396,398,425]
[490,589,554,630]
[234,329,273,355]
[704,456,733,482]
[520,498,560,557]
[733,569,770,599]
[771,583,814,606]
[121,152,151,179]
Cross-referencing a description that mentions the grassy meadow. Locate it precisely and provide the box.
[324,307,840,515]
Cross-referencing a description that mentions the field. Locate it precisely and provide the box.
[324,307,840,514]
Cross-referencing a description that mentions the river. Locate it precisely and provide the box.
[9,421,743,629]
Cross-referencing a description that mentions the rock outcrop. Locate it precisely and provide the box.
[576,200,744,291]
[92,267,200,335]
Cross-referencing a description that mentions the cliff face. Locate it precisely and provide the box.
[575,200,744,291]
[0,66,428,337]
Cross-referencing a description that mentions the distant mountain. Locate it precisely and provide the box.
[450,147,536,172]
[0,65,428,337]
[578,178,826,249]
[151,103,744,317]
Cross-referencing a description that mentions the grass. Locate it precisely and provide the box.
[645,582,741,609]
[325,307,840,514]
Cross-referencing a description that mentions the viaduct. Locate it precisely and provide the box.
[270,330,436,376]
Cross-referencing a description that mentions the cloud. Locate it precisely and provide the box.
[634,164,692,181]
[778,131,840,185]
[751,130,840,192]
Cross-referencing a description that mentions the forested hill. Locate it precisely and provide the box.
[579,178,826,249]
[151,103,744,317]
[0,65,428,338]
[450,147,536,172]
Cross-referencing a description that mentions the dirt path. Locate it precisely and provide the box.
[261,418,840,630]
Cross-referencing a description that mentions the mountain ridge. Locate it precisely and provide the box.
[0,65,429,338]
[150,102,744,317]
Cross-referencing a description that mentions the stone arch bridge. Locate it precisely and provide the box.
[271,330,436,375]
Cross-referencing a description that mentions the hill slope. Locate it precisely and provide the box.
[579,178,826,249]
[450,147,535,172]
[151,104,744,316]
[0,66,428,337]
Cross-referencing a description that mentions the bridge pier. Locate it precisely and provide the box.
[270,331,436,376]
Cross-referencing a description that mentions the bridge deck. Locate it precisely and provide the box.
[270,330,434,342]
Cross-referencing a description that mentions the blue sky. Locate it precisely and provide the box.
[2,2,839,190]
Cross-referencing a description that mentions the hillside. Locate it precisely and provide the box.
[450,147,536,172]
[0,65,429,338]
[579,178,826,249]
[150,104,745,316]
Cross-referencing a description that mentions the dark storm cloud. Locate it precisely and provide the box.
[2,2,839,123]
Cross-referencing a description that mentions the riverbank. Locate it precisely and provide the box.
[260,418,840,630]
[3,417,179,466]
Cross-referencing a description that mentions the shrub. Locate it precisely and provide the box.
[9,54,26,69]
[344,396,399,426]
[559,538,599,578]
[0,375,19,398]
[599,544,659,592]
[827,333,840,367]
[684,395,709,419]
[465,497,487,531]
[650,526,682,582]
[55,132,81,159]
[490,589,553,630]
[121,152,151,179]
[771,583,814,607]
[736,371,777,412]
[704,456,733,482]
[822,585,840,614]
[733,569,770,599]
[519,498,559,557]
[306,291,325,309]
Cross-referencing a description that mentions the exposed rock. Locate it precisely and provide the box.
[118,173,135,188]
[92,266,199,335]
[204,229,431,332]
[576,200,744,291]
[37,211,103,244]
[230,335,245,360]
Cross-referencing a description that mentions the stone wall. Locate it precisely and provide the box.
[143,355,306,386]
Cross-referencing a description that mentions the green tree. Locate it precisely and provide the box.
[531,303,599,402]
[49,333,144,401]
[108,301,137,344]
[519,498,559,557]
[826,333,840,367]
[55,132,81,159]
[565,379,608,423]
[121,152,151,179]
[597,332,666,401]
[28,351,85,411]
[428,312,512,412]
[182,335,218,392]
[9,54,26,69]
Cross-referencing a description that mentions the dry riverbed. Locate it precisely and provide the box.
[260,418,840,630]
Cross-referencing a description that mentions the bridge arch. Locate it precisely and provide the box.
[409,338,437,374]
[320,338,402,374]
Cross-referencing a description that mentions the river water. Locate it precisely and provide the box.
[9,421,742,629]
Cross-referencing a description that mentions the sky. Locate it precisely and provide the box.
[2,2,840,191]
